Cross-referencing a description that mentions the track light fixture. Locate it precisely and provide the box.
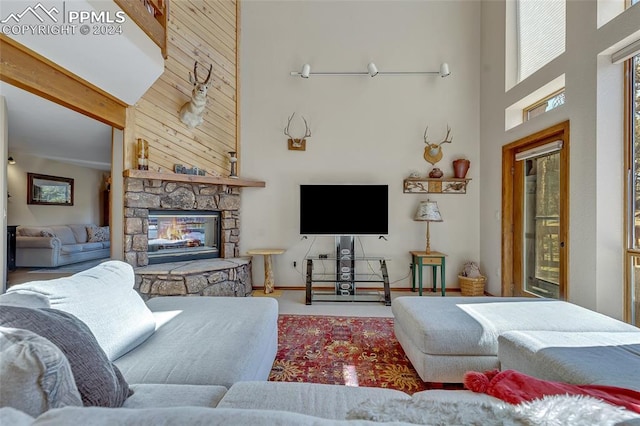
[367,62,378,77]
[290,62,451,78]
[301,63,311,78]
[439,63,450,77]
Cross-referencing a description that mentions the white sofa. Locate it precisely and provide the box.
[15,224,110,267]
[2,385,639,425]
[1,263,639,424]
[392,296,640,386]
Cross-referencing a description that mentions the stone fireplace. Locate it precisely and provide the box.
[123,172,264,299]
[123,177,241,267]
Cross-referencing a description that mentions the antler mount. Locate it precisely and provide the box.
[423,125,453,165]
[284,113,311,151]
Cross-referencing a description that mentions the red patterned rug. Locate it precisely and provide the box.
[269,315,464,395]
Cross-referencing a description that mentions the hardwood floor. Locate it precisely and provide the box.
[7,268,71,288]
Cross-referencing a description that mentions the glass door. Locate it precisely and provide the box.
[523,152,561,298]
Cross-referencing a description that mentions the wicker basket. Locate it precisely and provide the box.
[458,275,486,296]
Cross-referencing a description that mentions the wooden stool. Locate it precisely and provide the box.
[247,249,286,294]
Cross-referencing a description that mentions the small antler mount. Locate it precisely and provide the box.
[284,113,311,151]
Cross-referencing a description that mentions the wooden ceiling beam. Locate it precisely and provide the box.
[0,35,127,129]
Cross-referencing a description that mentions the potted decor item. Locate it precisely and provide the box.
[458,261,486,296]
[453,158,470,179]
[429,167,444,178]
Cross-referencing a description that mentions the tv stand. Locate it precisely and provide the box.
[335,236,355,296]
[305,237,390,306]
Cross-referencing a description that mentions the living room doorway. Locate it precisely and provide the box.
[501,121,570,299]
[1,36,128,288]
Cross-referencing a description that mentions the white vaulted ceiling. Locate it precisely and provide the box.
[1,82,112,170]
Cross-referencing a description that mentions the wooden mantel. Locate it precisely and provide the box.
[123,170,265,188]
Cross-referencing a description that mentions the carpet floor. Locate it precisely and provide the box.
[268,314,464,395]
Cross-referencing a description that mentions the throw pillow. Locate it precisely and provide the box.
[40,230,55,238]
[0,306,132,408]
[7,260,157,361]
[0,327,82,417]
[86,226,110,243]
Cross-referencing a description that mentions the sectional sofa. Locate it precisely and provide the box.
[1,261,639,425]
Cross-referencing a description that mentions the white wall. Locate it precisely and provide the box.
[240,1,481,289]
[480,1,640,319]
[7,153,103,227]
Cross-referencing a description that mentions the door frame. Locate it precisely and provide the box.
[501,121,570,298]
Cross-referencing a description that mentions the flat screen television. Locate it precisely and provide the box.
[300,184,388,235]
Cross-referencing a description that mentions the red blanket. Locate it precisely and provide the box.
[464,369,640,414]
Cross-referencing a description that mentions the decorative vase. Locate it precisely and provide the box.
[428,167,443,178]
[228,151,238,178]
[136,139,149,171]
[453,159,470,179]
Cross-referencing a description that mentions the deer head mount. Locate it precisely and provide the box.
[423,125,453,165]
[179,61,213,128]
[284,113,311,151]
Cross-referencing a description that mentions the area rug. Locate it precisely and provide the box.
[27,258,110,274]
[269,314,464,395]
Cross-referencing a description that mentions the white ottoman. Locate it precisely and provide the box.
[498,330,640,390]
[392,296,638,383]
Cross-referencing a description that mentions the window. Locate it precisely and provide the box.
[626,53,640,326]
[516,0,566,83]
[523,89,566,121]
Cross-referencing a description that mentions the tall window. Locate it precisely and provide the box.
[626,53,640,326]
[516,0,566,82]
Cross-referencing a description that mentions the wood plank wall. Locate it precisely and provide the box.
[131,0,238,176]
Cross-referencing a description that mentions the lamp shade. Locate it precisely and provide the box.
[7,156,16,165]
[414,200,443,222]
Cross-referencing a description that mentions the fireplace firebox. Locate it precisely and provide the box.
[147,210,221,264]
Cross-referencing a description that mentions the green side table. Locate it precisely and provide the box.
[410,251,447,296]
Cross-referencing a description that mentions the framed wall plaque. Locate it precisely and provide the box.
[27,173,74,206]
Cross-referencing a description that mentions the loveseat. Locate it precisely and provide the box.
[15,224,111,268]
[1,262,639,425]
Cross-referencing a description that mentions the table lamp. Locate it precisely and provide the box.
[414,199,443,254]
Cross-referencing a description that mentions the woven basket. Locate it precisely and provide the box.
[458,275,486,296]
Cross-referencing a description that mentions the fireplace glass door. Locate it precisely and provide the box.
[148,210,221,264]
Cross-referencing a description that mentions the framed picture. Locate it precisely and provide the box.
[27,173,74,206]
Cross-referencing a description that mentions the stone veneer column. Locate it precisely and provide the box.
[123,177,241,267]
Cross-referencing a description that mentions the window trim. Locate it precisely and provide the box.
[502,121,570,299]
[624,55,636,324]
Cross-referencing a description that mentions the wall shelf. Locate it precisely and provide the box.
[403,177,471,194]
[123,169,265,188]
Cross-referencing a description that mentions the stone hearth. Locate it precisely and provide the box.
[134,258,252,300]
